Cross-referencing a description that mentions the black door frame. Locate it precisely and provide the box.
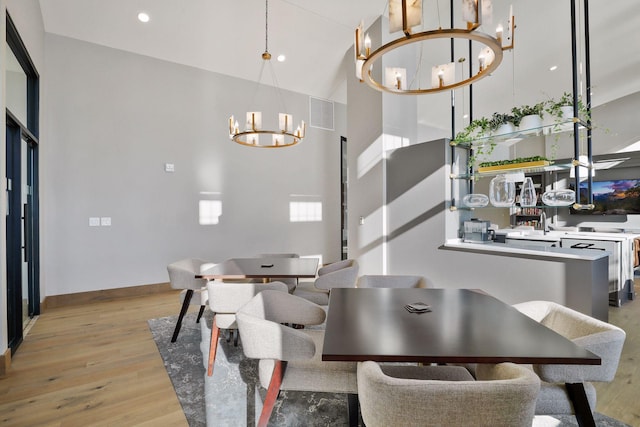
[5,12,40,354]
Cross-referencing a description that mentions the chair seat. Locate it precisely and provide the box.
[293,282,330,305]
[535,381,597,415]
[379,364,475,382]
[258,330,357,394]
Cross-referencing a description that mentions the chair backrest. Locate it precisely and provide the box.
[236,290,326,361]
[357,361,540,427]
[207,281,288,314]
[356,275,428,289]
[514,300,626,383]
[314,260,359,290]
[317,259,354,276]
[167,258,216,290]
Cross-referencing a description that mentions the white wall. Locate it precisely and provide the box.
[42,34,345,296]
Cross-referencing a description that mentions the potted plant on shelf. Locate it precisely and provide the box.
[488,112,517,136]
[511,102,544,134]
[544,92,590,132]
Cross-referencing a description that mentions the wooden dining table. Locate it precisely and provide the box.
[197,257,319,282]
[322,287,601,426]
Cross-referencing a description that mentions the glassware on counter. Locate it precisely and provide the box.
[519,177,537,207]
[489,174,516,207]
[462,193,489,208]
[542,189,576,206]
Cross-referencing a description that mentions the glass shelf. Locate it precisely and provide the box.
[450,118,588,148]
[449,162,573,179]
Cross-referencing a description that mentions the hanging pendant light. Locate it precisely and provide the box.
[355,0,516,95]
[228,0,305,148]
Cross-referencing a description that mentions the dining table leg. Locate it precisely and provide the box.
[565,382,596,427]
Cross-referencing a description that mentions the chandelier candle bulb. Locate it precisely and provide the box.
[438,69,444,88]
[478,54,486,72]
[355,22,364,59]
[229,116,234,134]
[279,113,292,132]
[246,112,262,131]
[364,34,371,57]
[496,24,503,45]
[396,72,402,89]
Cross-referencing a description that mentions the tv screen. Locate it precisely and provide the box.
[572,179,640,215]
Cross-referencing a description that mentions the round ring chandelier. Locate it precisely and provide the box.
[228,0,305,148]
[355,0,515,95]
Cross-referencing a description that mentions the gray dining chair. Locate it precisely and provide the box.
[206,280,288,376]
[356,274,429,288]
[166,258,216,342]
[236,290,358,427]
[293,259,359,305]
[357,361,540,427]
[512,300,626,419]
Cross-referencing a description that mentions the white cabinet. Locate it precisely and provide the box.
[560,235,635,306]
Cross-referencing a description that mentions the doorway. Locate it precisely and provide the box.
[5,13,40,354]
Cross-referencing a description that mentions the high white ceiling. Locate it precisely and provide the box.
[37,0,640,107]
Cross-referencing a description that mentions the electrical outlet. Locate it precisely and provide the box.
[100,217,111,226]
[164,163,175,172]
[89,217,100,227]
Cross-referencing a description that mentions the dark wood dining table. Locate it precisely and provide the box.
[322,287,601,427]
[196,257,319,282]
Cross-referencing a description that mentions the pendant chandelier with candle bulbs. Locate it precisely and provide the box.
[355,0,516,95]
[228,0,305,148]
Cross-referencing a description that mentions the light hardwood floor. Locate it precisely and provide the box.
[0,285,638,426]
[0,289,189,426]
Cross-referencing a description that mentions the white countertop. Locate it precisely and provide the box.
[442,239,610,261]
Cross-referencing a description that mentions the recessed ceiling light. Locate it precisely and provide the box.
[138,12,150,23]
[277,54,286,62]
[549,65,558,71]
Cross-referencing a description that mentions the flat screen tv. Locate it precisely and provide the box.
[571,179,640,215]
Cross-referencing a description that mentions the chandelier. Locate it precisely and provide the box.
[228,0,305,148]
[355,0,515,95]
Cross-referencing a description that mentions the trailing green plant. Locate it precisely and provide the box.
[453,117,491,143]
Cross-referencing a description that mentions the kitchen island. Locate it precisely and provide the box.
[441,238,610,321]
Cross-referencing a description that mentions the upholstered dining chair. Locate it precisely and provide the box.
[236,290,359,427]
[206,280,288,376]
[167,258,216,342]
[512,300,626,418]
[356,274,429,288]
[293,259,359,305]
[255,253,300,293]
[357,361,540,427]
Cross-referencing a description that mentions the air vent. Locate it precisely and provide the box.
[309,97,334,131]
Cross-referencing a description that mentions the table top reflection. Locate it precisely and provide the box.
[322,287,600,365]
[197,257,319,281]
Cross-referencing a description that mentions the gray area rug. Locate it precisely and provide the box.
[149,312,350,426]
[149,312,630,427]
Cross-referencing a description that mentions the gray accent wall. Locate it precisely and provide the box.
[42,34,345,295]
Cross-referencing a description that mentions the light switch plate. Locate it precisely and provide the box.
[89,217,100,227]
[100,217,111,226]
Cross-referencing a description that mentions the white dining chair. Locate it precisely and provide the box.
[166,258,216,342]
[236,290,359,427]
[206,280,288,376]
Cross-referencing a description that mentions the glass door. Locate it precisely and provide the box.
[6,13,40,354]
